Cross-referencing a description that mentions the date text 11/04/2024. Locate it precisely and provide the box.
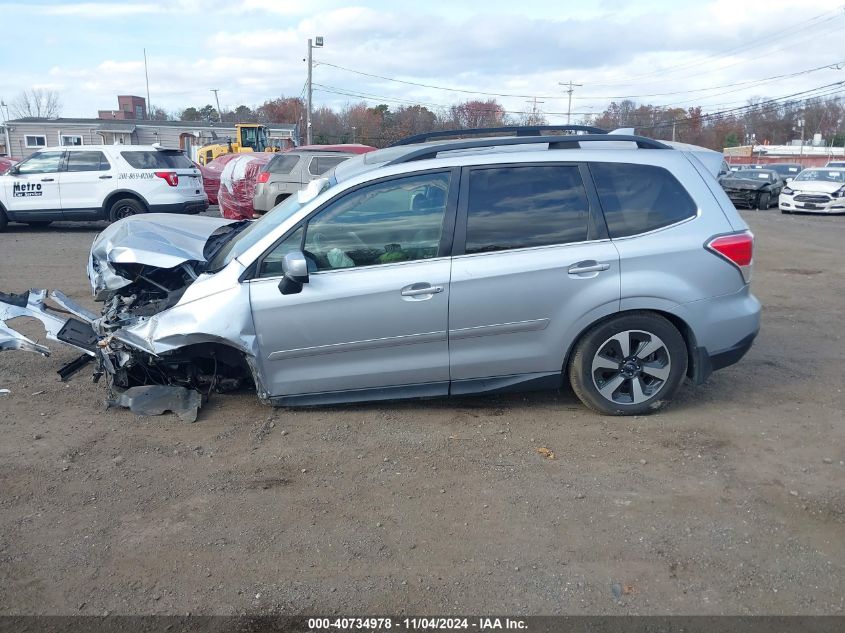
[306,618,528,630]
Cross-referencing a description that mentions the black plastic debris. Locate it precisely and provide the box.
[109,385,203,423]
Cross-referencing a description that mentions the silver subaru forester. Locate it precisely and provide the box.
[0,126,760,417]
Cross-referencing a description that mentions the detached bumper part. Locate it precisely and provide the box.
[108,385,203,423]
[0,289,95,357]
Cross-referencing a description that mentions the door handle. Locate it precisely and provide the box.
[568,262,610,274]
[401,284,444,297]
[99,175,113,179]
[41,178,55,182]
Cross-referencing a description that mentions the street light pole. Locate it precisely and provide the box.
[306,36,324,145]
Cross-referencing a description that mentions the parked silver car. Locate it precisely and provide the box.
[252,145,374,214]
[1,126,760,417]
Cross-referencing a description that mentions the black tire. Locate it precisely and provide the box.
[25,221,52,228]
[108,198,146,223]
[757,192,771,210]
[568,312,688,416]
[0,208,7,232]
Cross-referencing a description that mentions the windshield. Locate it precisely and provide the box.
[794,169,845,183]
[206,177,332,271]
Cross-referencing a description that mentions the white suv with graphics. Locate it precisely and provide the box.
[0,145,207,230]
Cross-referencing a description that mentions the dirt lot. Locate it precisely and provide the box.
[0,209,843,616]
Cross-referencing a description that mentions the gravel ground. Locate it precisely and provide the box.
[0,209,843,615]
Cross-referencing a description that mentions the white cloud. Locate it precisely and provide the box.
[4,0,842,122]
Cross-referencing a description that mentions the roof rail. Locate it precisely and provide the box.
[385,134,672,166]
[389,125,609,147]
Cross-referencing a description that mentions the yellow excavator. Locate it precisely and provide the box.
[196,123,282,165]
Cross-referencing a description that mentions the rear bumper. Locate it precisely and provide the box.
[669,286,761,385]
[693,330,758,384]
[148,200,209,215]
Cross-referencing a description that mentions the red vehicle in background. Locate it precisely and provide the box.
[0,157,18,175]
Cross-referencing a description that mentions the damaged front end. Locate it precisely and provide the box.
[1,214,263,421]
[719,178,768,208]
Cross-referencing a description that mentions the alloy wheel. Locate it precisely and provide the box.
[590,329,672,405]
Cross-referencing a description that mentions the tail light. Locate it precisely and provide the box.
[256,171,270,184]
[706,231,753,283]
[154,171,179,187]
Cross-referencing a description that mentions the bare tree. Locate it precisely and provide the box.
[10,89,62,119]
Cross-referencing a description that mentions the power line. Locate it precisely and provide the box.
[315,56,844,105]
[588,4,845,88]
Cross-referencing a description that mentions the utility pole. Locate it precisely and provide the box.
[525,97,544,124]
[143,48,151,120]
[798,118,805,162]
[559,81,582,125]
[672,120,676,142]
[305,36,324,145]
[211,89,222,123]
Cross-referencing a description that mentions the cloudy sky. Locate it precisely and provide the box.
[2,0,844,123]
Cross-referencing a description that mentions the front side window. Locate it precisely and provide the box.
[61,135,83,146]
[303,172,450,271]
[464,165,590,254]
[590,163,698,238]
[25,135,46,148]
[308,155,349,176]
[16,151,63,174]
[66,151,110,172]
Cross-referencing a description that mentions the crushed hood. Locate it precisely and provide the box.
[88,214,238,298]
[719,177,769,191]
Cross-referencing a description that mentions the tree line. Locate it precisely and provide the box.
[172,94,844,150]
[6,86,843,151]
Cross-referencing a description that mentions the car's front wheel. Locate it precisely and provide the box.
[757,192,771,210]
[0,208,7,232]
[568,313,688,416]
[108,198,146,223]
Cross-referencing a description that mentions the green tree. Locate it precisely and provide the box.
[199,104,219,122]
[180,107,201,121]
[724,132,741,147]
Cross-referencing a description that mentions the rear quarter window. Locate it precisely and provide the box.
[267,154,300,175]
[590,163,697,238]
[121,150,193,169]
[309,155,349,176]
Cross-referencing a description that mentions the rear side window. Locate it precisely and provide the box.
[66,151,110,172]
[464,165,590,254]
[309,155,348,176]
[590,163,697,238]
[267,154,300,174]
[121,150,192,169]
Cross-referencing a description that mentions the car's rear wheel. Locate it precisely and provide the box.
[25,221,52,228]
[568,313,688,416]
[108,198,145,223]
[757,192,771,210]
[0,208,7,232]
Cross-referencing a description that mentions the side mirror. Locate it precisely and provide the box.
[278,250,309,295]
[8,165,19,175]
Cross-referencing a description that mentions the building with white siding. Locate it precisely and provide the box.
[3,118,298,161]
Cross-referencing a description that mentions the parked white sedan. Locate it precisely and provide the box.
[779,167,845,214]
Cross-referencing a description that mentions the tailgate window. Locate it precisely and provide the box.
[121,150,193,169]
